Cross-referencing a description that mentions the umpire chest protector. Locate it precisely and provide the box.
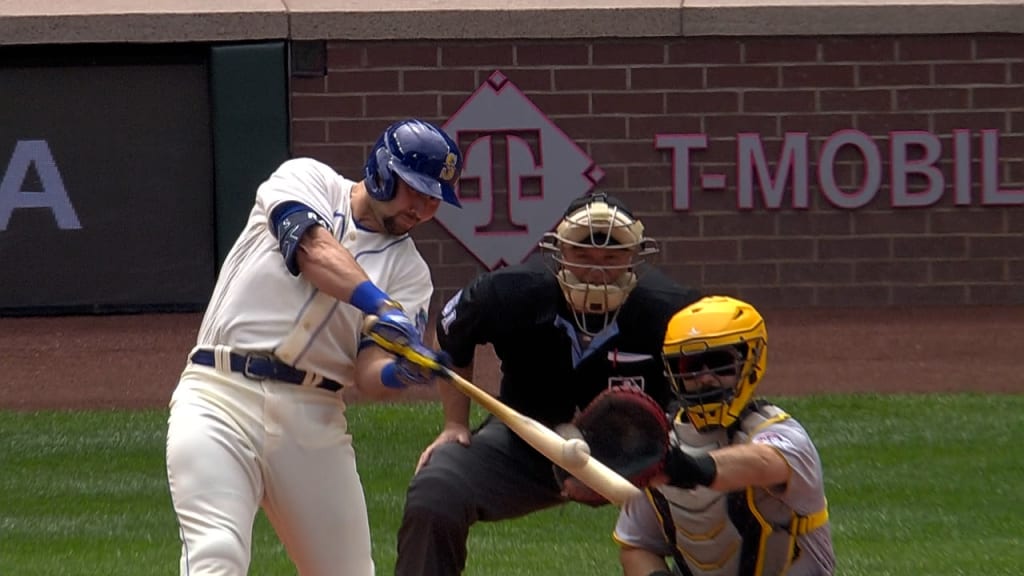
[649,403,828,576]
[437,258,700,426]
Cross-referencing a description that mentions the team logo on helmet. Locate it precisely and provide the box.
[440,152,459,183]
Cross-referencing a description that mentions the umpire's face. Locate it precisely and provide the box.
[377,178,442,235]
[560,244,635,285]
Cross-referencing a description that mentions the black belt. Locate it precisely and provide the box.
[189,349,342,392]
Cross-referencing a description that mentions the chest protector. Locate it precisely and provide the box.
[647,402,828,576]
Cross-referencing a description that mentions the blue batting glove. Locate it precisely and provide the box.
[381,349,453,389]
[372,305,423,348]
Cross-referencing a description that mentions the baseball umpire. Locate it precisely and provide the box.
[395,192,703,575]
[165,119,459,575]
[615,296,836,576]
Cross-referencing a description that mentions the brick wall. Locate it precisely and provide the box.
[290,35,1024,311]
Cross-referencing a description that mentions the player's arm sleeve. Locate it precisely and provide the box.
[269,202,332,275]
[256,158,336,236]
[751,420,828,513]
[435,273,495,368]
[613,490,675,557]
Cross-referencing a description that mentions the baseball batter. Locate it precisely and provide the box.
[165,119,460,576]
[614,296,835,576]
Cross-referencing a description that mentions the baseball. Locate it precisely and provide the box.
[562,438,591,468]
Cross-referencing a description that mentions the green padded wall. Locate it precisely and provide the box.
[210,42,289,269]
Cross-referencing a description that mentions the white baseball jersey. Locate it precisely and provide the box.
[167,157,433,576]
[198,157,432,385]
[615,404,835,576]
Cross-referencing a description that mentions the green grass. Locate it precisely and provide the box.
[1,394,1021,575]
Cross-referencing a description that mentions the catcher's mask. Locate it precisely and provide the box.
[662,296,768,431]
[538,193,658,336]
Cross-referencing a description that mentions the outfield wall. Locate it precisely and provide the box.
[1,1,1021,316]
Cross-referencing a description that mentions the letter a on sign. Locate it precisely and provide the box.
[0,140,81,230]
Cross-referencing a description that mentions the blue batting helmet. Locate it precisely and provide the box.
[364,119,463,207]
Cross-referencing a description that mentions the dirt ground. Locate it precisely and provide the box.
[0,306,1020,411]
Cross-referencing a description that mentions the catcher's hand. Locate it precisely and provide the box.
[555,385,670,506]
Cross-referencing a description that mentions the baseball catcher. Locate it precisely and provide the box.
[555,385,671,506]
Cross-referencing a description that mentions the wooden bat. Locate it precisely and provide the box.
[362,316,643,506]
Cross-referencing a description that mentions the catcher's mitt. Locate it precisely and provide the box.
[555,385,670,506]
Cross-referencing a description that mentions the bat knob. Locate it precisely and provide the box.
[562,438,591,469]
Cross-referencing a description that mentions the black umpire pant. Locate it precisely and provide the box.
[395,418,567,575]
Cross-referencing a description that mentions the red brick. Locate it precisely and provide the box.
[703,213,777,237]
[516,42,589,66]
[820,89,891,112]
[668,39,742,64]
[630,115,702,138]
[705,262,778,285]
[777,212,853,236]
[934,63,1007,85]
[325,118,389,143]
[737,286,814,308]
[365,94,438,118]
[855,113,930,133]
[441,44,514,67]
[891,284,969,306]
[291,76,326,94]
[589,141,661,164]
[743,38,819,64]
[522,93,589,115]
[414,241,441,266]
[707,66,779,88]
[705,114,778,136]
[741,238,814,260]
[932,260,1006,282]
[1013,62,1024,83]
[781,114,857,134]
[893,236,967,258]
[554,68,627,90]
[325,44,363,68]
[641,214,701,238]
[659,264,705,287]
[969,284,1024,305]
[495,69,553,92]
[932,112,1006,133]
[326,70,399,93]
[897,36,972,61]
[779,261,853,284]
[853,211,929,235]
[403,69,476,92]
[896,88,969,110]
[822,37,895,62]
[291,144,364,172]
[744,90,816,113]
[782,65,855,88]
[973,87,1024,109]
[365,43,439,68]
[969,235,1024,258]
[661,238,739,262]
[596,166,627,189]
[854,260,928,283]
[556,115,627,140]
[931,209,1006,234]
[619,189,670,213]
[291,94,363,118]
[817,285,891,307]
[1009,209,1024,232]
[1010,260,1024,281]
[631,67,703,90]
[593,42,665,65]
[667,91,740,114]
[975,36,1024,59]
[818,237,891,259]
[592,92,664,114]
[292,120,327,143]
[859,64,930,86]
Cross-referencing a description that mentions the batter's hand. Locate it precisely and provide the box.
[370,304,424,349]
[382,349,453,389]
[415,423,472,473]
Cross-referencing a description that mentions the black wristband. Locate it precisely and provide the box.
[665,449,718,488]
[692,452,717,486]
[647,571,673,576]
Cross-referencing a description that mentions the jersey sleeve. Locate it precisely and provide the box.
[750,418,827,515]
[374,244,434,337]
[255,158,338,235]
[613,490,675,556]
[435,272,495,368]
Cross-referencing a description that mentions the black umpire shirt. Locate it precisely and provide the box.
[436,257,702,427]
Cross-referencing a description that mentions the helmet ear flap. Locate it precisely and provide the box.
[365,135,397,202]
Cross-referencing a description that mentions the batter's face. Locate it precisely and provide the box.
[559,245,635,284]
[377,179,442,235]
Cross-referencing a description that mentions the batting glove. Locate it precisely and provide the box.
[382,349,453,389]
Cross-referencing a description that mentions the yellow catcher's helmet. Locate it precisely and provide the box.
[662,295,768,431]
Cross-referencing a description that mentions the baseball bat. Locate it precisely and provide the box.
[362,316,643,506]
